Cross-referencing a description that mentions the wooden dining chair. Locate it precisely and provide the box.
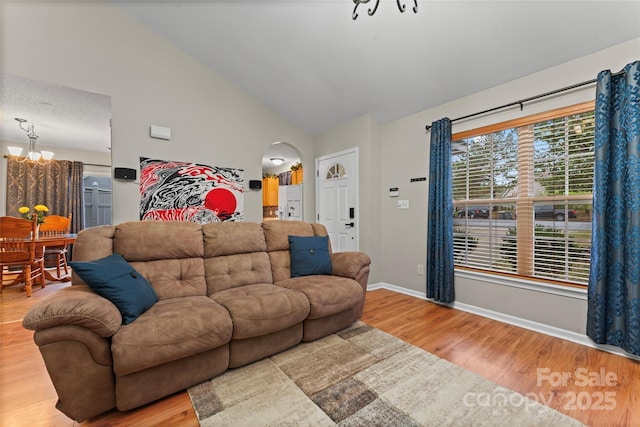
[0,216,45,297]
[39,214,72,278]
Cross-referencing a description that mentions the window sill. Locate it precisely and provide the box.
[454,268,588,300]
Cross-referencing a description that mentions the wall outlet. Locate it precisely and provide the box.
[417,264,424,275]
[397,199,409,209]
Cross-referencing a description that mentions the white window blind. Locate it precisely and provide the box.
[452,103,594,285]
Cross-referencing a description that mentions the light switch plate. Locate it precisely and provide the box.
[397,199,409,209]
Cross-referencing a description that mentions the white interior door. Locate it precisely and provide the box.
[316,148,358,252]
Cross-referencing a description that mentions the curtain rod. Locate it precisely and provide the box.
[424,70,625,132]
[4,155,111,169]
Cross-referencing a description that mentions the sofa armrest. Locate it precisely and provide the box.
[23,285,121,421]
[22,285,122,337]
[330,251,371,280]
[331,251,371,319]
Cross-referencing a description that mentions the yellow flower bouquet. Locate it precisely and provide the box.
[19,204,49,224]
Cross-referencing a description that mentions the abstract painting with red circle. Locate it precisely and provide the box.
[139,157,244,223]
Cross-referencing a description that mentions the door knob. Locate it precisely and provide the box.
[346,222,355,227]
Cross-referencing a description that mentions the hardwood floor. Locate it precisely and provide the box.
[2,286,638,426]
[363,289,640,427]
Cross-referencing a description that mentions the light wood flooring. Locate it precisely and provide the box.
[1,285,638,426]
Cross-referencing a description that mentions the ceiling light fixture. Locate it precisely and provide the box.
[270,158,285,166]
[8,118,54,163]
[352,0,418,20]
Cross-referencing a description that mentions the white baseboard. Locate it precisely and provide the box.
[367,282,640,362]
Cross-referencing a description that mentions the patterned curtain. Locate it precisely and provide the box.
[68,161,85,233]
[6,158,84,232]
[587,61,640,356]
[426,118,455,303]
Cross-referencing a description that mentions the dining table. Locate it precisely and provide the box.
[5,233,77,287]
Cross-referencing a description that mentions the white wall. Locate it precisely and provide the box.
[378,38,640,333]
[314,114,383,283]
[1,2,314,224]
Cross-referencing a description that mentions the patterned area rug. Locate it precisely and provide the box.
[188,322,583,426]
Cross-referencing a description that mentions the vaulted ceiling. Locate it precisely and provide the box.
[2,1,639,154]
[116,1,640,135]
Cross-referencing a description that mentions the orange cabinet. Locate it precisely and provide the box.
[291,167,303,184]
[262,176,279,206]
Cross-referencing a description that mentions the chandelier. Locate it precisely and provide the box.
[352,0,418,20]
[8,118,54,163]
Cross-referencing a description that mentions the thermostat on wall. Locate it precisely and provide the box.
[389,187,399,197]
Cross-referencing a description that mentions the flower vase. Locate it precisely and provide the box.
[35,224,40,240]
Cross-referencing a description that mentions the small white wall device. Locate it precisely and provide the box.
[150,125,171,140]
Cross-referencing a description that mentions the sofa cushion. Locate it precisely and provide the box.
[111,296,232,376]
[113,221,204,262]
[71,225,117,263]
[69,253,158,325]
[288,235,332,277]
[212,283,310,339]
[203,222,267,257]
[263,220,320,282]
[101,221,208,299]
[205,252,273,294]
[129,258,207,299]
[276,276,363,319]
[262,220,315,252]
[203,222,273,293]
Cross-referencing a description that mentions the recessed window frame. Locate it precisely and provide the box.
[452,101,594,288]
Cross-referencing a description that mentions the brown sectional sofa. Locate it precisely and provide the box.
[22,220,371,422]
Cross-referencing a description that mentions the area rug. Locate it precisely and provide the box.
[188,322,583,426]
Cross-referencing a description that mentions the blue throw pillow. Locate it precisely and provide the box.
[288,235,332,277]
[69,253,158,325]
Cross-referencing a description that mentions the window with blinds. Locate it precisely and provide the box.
[451,102,594,286]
